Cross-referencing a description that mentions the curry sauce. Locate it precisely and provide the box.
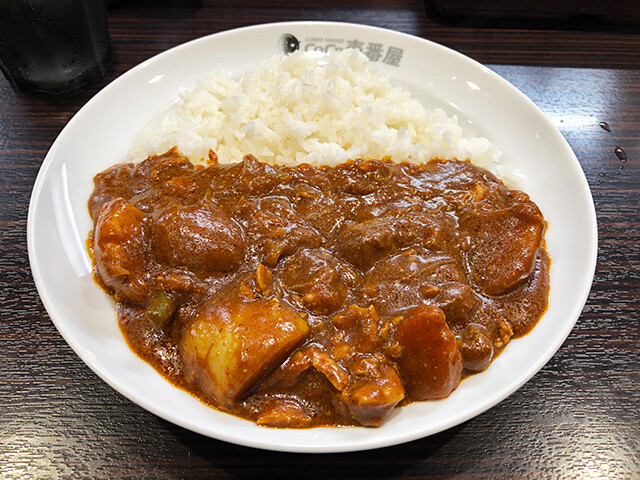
[88,148,549,427]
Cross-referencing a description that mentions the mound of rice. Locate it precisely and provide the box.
[129,49,501,171]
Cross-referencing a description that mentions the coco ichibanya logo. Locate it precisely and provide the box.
[279,33,404,67]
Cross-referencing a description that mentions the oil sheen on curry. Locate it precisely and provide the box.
[87,148,549,428]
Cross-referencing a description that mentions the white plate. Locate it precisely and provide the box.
[27,22,597,453]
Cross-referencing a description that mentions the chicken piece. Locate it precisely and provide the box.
[461,202,545,295]
[180,296,309,406]
[332,305,384,355]
[238,154,282,195]
[254,264,274,295]
[335,212,448,271]
[457,324,494,372]
[93,198,150,303]
[256,398,313,428]
[394,305,463,400]
[359,252,468,318]
[152,203,245,275]
[328,159,393,195]
[263,347,404,427]
[435,283,480,328]
[301,346,350,390]
[132,146,193,183]
[89,164,137,221]
[278,250,358,314]
[89,150,193,220]
[295,193,348,238]
[339,355,405,427]
[247,198,323,267]
[261,345,349,391]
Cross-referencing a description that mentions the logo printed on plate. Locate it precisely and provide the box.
[279,33,404,66]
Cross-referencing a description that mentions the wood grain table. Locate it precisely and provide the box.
[1,1,638,478]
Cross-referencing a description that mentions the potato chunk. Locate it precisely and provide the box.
[180,296,309,406]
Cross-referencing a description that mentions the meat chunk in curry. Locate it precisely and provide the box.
[87,148,549,428]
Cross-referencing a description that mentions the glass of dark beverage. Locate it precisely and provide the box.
[0,0,112,95]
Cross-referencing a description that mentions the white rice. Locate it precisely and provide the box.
[129,49,503,174]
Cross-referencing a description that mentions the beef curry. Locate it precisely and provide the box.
[88,148,549,427]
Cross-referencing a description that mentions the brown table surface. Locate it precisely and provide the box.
[1,1,639,478]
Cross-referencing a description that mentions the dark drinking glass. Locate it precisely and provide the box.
[0,0,112,95]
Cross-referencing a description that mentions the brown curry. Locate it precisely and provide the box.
[87,148,549,428]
